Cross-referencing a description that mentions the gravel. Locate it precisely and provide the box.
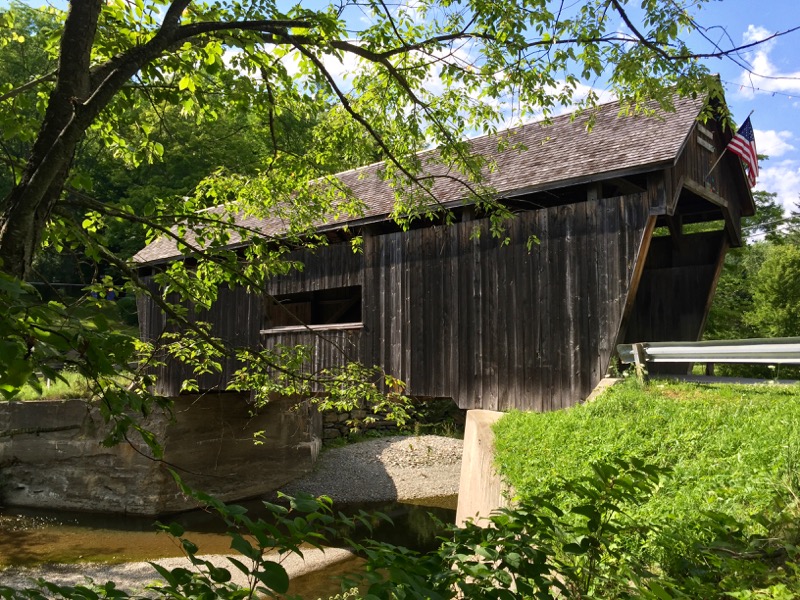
[0,435,464,595]
[279,434,464,503]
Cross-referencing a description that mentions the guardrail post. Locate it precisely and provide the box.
[632,343,648,384]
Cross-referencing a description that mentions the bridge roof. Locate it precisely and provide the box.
[134,95,708,265]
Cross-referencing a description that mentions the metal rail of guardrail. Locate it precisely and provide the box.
[617,337,800,367]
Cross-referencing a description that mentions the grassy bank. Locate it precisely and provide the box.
[493,378,800,591]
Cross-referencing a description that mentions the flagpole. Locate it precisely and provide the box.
[704,110,754,182]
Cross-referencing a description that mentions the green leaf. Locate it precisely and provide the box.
[208,566,232,583]
[178,75,195,92]
[648,581,674,600]
[229,532,259,559]
[254,561,289,594]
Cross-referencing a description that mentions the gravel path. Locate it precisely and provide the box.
[0,435,464,595]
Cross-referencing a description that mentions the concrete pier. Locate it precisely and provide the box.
[455,409,511,526]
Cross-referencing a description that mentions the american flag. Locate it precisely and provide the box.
[727,117,758,187]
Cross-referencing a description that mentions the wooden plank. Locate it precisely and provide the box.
[545,204,561,411]
[555,203,571,410]
[389,235,402,381]
[668,174,684,216]
[503,217,520,410]
[472,221,484,408]
[408,230,424,393]
[600,196,620,373]
[533,208,549,413]
[429,226,442,396]
[436,226,449,398]
[567,202,582,407]
[494,234,508,410]
[517,213,534,410]
[448,222,461,404]
[458,221,475,408]
[581,200,600,398]
[683,177,729,209]
[379,235,391,385]
[402,234,412,386]
[616,207,657,348]
[481,227,499,411]
[421,226,435,395]
[261,322,363,334]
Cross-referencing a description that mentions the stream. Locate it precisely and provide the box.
[0,496,457,597]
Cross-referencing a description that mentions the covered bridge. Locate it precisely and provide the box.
[135,94,754,412]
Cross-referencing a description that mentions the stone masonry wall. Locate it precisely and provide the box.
[0,393,321,516]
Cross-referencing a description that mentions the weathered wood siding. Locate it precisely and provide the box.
[260,329,363,380]
[137,279,261,396]
[670,122,749,235]
[621,230,728,374]
[265,243,363,296]
[359,192,652,411]
[140,193,653,409]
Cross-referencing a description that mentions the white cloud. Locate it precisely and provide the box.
[755,129,795,158]
[756,159,800,214]
[276,48,361,93]
[397,0,425,24]
[736,25,800,97]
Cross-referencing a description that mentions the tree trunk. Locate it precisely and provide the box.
[0,157,75,280]
[0,0,103,280]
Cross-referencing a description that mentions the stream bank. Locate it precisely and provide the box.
[0,435,464,596]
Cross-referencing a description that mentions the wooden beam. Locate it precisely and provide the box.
[616,215,657,348]
[261,322,363,334]
[668,175,684,216]
[632,343,649,384]
[697,234,731,340]
[683,178,741,247]
[586,182,602,202]
[647,171,668,215]
[665,214,683,249]
[683,178,728,209]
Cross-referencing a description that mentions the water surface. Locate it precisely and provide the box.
[0,496,456,567]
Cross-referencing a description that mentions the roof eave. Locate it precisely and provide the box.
[133,159,683,267]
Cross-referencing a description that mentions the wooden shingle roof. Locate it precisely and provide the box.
[134,95,705,265]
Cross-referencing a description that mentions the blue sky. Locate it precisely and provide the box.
[683,0,800,214]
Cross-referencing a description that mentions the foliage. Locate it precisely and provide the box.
[0,488,365,599]
[705,242,768,343]
[745,243,800,338]
[348,453,800,599]
[343,457,669,599]
[0,272,169,456]
[3,451,800,598]
[703,183,800,378]
[492,378,800,575]
[705,239,800,379]
[15,370,92,401]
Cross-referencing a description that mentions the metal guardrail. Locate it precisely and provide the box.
[618,337,800,365]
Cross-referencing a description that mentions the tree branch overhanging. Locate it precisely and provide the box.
[0,69,57,103]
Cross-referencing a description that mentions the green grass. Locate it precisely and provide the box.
[16,371,94,401]
[13,300,138,401]
[493,378,800,569]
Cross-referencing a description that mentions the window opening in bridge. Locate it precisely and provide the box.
[265,285,362,330]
